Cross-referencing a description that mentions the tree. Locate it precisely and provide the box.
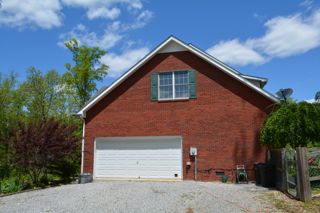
[21,67,67,122]
[0,73,25,182]
[261,102,320,148]
[64,38,108,109]
[10,119,79,185]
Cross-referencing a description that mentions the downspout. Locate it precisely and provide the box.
[194,155,197,180]
[81,116,85,174]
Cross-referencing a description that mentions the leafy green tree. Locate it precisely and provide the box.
[0,73,25,185]
[64,38,108,109]
[0,38,108,188]
[261,102,320,148]
[21,67,66,122]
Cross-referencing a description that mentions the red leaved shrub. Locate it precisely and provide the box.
[10,118,79,185]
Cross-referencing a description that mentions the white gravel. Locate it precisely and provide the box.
[0,181,277,213]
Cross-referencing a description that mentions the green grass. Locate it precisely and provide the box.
[262,192,288,211]
[312,187,320,196]
[274,198,286,209]
[262,192,320,212]
[0,177,24,194]
[303,198,320,211]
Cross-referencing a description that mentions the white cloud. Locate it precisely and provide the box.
[61,0,142,9]
[305,98,320,103]
[58,22,151,77]
[57,7,153,50]
[207,39,266,66]
[61,0,143,20]
[101,47,149,77]
[0,0,62,29]
[130,10,153,29]
[207,9,320,66]
[0,0,147,29]
[107,10,154,32]
[87,7,121,20]
[300,0,314,11]
[58,24,122,50]
[248,12,320,58]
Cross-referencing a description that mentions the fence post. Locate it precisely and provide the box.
[281,148,287,192]
[296,147,311,202]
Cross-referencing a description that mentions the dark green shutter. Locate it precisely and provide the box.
[189,70,196,99]
[151,73,158,101]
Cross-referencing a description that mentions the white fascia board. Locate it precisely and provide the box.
[240,74,268,82]
[188,43,241,74]
[78,36,279,116]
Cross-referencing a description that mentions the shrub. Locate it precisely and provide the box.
[0,177,23,194]
[10,118,79,185]
[49,156,80,183]
[261,102,320,148]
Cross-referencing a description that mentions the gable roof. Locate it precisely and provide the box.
[78,36,279,117]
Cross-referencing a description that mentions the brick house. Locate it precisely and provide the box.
[77,36,279,181]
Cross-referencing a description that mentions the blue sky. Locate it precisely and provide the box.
[0,0,319,101]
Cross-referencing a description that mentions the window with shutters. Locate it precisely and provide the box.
[159,71,189,100]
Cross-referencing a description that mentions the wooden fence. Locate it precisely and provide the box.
[269,147,320,202]
[307,148,320,198]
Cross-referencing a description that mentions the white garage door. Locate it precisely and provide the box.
[94,136,182,179]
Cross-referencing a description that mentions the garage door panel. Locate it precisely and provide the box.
[96,154,181,161]
[96,164,181,170]
[97,149,181,153]
[96,139,180,149]
[94,137,182,179]
[96,160,181,166]
[96,151,180,157]
[95,169,181,178]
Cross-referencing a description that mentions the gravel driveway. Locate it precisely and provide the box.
[0,181,277,213]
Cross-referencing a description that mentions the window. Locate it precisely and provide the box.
[159,71,189,100]
[151,70,195,101]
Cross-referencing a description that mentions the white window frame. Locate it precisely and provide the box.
[158,71,189,101]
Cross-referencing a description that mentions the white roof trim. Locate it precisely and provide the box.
[188,43,241,74]
[188,43,269,84]
[240,74,267,82]
[78,36,279,116]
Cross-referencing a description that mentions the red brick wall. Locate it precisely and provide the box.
[84,51,276,181]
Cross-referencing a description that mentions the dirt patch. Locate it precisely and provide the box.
[303,197,320,213]
[260,191,320,213]
[185,208,194,213]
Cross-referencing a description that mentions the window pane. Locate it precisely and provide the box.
[159,85,173,99]
[159,72,173,99]
[175,85,189,98]
[159,72,172,86]
[174,71,188,85]
[174,71,189,98]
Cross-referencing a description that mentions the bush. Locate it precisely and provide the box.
[10,118,80,185]
[0,177,23,194]
[261,102,320,148]
[49,157,80,183]
[0,144,11,182]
